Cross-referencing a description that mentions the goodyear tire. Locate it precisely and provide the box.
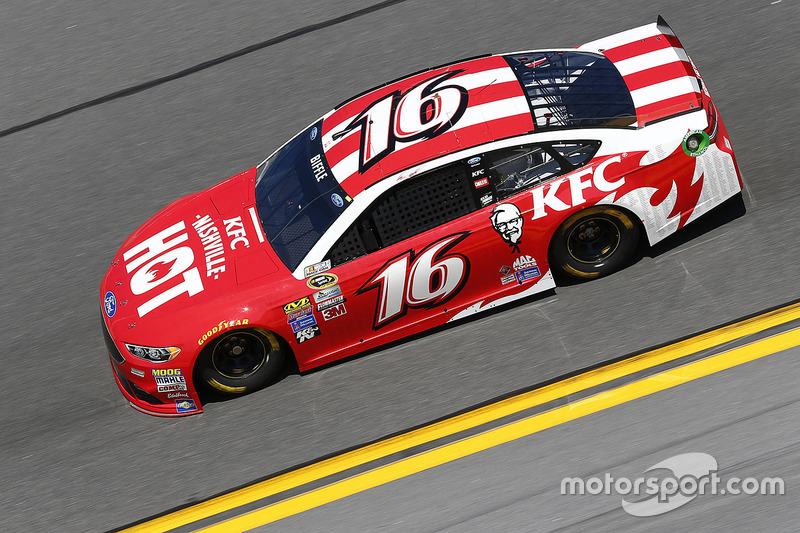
[197,329,285,396]
[550,206,640,280]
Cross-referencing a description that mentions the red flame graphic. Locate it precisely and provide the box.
[146,257,178,282]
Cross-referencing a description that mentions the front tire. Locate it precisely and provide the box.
[550,206,640,280]
[197,329,285,396]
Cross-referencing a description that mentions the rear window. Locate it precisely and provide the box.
[505,51,636,129]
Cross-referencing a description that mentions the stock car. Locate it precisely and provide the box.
[101,17,743,416]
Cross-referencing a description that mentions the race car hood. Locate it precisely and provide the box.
[101,167,291,342]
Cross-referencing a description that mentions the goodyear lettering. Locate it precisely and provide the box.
[310,154,328,182]
[223,216,250,249]
[192,215,226,279]
[197,318,250,346]
[122,221,204,317]
[531,156,624,220]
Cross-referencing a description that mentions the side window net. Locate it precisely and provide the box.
[326,163,478,266]
[550,141,599,167]
[371,164,475,248]
[491,145,561,200]
[327,223,367,267]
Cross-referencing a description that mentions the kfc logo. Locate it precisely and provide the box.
[490,203,523,253]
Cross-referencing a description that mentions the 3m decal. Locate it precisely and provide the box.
[283,297,311,315]
[197,318,250,346]
[307,273,338,290]
[490,203,523,253]
[191,215,227,279]
[123,221,204,317]
[223,216,250,250]
[357,233,470,330]
[151,368,187,392]
[295,325,321,343]
[321,303,347,321]
[334,70,469,173]
[304,260,332,278]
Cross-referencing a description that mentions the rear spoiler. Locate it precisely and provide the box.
[579,16,703,126]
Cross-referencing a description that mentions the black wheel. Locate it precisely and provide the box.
[197,329,285,396]
[550,206,640,280]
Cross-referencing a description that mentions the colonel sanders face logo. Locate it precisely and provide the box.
[490,203,523,252]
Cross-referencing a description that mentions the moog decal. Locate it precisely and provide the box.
[357,233,470,330]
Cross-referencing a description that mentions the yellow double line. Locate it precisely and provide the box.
[124,301,800,533]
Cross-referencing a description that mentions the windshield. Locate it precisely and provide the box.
[255,120,351,271]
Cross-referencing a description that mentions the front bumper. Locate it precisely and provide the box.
[103,318,203,417]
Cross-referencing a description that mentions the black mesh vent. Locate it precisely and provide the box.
[372,165,476,247]
[328,223,367,267]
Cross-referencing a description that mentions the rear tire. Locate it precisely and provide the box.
[197,329,285,396]
[550,206,640,280]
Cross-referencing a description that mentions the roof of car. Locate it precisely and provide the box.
[320,17,701,198]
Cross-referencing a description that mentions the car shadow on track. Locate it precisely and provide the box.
[551,193,747,287]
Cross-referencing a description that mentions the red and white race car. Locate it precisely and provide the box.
[101,17,743,416]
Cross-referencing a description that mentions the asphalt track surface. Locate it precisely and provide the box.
[0,0,797,531]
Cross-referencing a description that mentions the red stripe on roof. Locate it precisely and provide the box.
[636,92,702,124]
[602,33,682,62]
[623,61,695,91]
[323,80,524,168]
